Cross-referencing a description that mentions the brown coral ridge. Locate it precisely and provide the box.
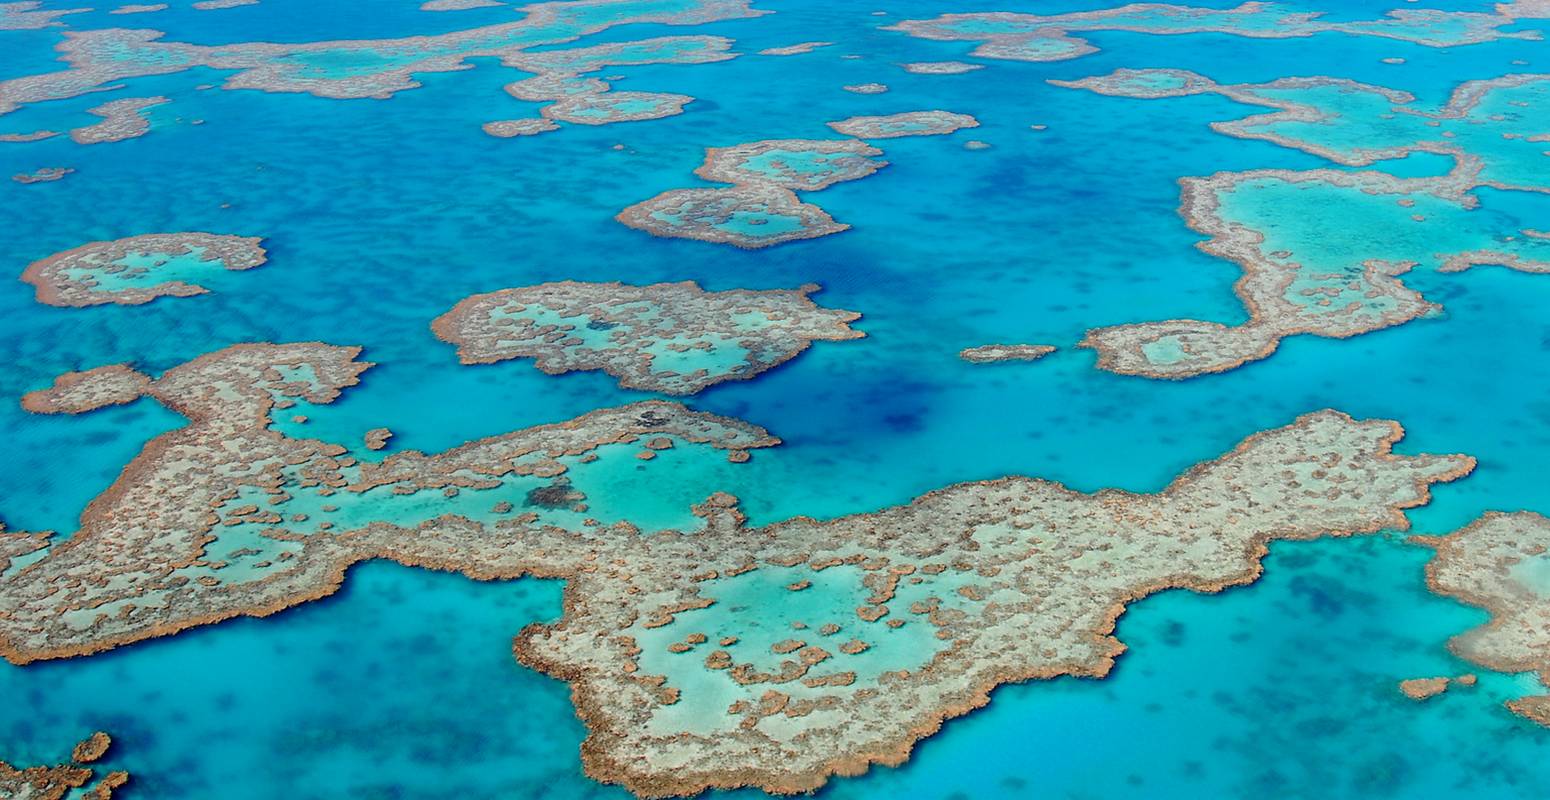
[1413,512,1550,726]
[515,412,1472,797]
[0,342,776,665]
[617,139,887,248]
[1077,163,1550,379]
[0,731,127,800]
[21,232,268,307]
[431,280,863,394]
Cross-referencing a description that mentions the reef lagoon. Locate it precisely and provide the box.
[3,0,1550,797]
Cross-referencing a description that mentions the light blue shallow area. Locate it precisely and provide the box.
[2,0,1550,797]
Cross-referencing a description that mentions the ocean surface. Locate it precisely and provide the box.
[2,0,1549,797]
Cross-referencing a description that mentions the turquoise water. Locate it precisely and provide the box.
[3,0,1550,797]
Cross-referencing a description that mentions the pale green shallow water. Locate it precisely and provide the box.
[2,0,1550,797]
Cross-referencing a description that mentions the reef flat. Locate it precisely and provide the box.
[432,281,863,394]
[757,41,830,56]
[0,1,86,30]
[22,233,268,307]
[900,61,984,75]
[69,96,168,145]
[11,167,72,184]
[422,0,505,10]
[827,111,979,139]
[21,364,152,414]
[958,344,1056,364]
[1415,513,1550,726]
[517,412,1470,796]
[886,1,1550,64]
[0,342,775,664]
[618,138,887,247]
[1079,166,1550,378]
[0,0,764,123]
[1056,68,1550,377]
[0,731,127,800]
[485,35,744,135]
[1052,69,1550,192]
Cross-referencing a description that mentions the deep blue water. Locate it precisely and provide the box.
[2,0,1548,797]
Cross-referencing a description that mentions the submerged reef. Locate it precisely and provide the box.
[1056,69,1550,378]
[757,41,831,56]
[192,0,258,9]
[11,167,72,184]
[517,412,1471,796]
[422,0,504,10]
[1415,513,1550,727]
[0,1,86,30]
[900,61,983,75]
[958,344,1055,364]
[432,281,863,394]
[885,1,1550,64]
[0,0,765,118]
[618,138,887,248]
[22,233,269,307]
[827,111,979,138]
[0,731,128,800]
[110,4,169,14]
[69,96,168,145]
[482,117,558,137]
[0,343,775,664]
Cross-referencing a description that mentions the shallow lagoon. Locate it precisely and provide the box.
[3,0,1550,796]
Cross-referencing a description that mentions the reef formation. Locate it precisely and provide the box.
[432,280,863,394]
[516,411,1470,795]
[0,1,86,30]
[110,3,169,14]
[0,0,765,122]
[11,167,72,184]
[1053,69,1550,378]
[958,344,1055,364]
[22,233,269,307]
[484,34,746,136]
[900,61,983,75]
[758,41,830,56]
[1415,513,1550,726]
[0,731,128,800]
[0,347,1472,794]
[0,330,1479,797]
[69,96,168,145]
[617,138,887,248]
[827,110,979,138]
[0,342,775,664]
[886,1,1550,64]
